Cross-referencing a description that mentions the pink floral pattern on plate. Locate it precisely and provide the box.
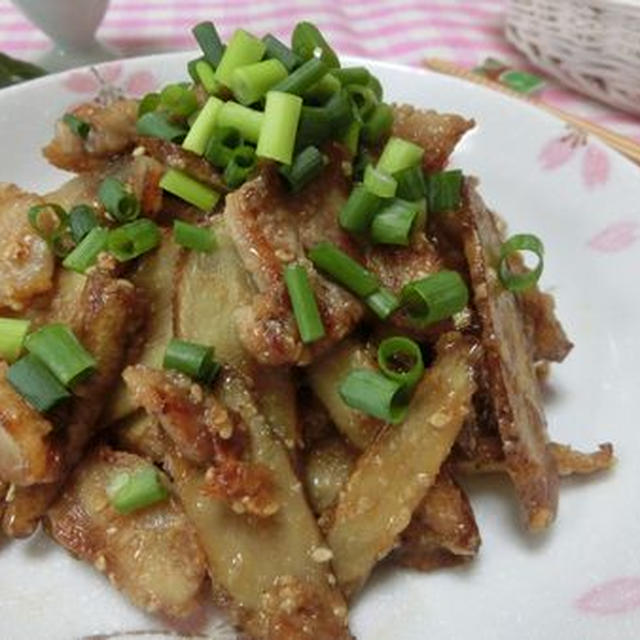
[588,221,639,252]
[576,577,640,615]
[538,127,611,188]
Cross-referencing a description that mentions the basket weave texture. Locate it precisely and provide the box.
[506,0,640,115]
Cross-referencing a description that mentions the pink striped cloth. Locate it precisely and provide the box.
[1,0,639,141]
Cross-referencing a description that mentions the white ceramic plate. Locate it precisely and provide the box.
[0,53,639,640]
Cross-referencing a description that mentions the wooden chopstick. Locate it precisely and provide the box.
[423,58,640,165]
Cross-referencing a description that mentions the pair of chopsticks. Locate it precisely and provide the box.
[423,58,640,165]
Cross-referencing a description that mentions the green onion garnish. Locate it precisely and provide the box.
[109,466,169,515]
[498,233,545,292]
[367,74,383,100]
[68,204,98,243]
[194,59,219,94]
[377,336,424,390]
[366,287,400,320]
[28,202,68,242]
[0,318,30,363]
[192,21,225,66]
[262,33,301,72]
[108,219,162,262]
[214,28,266,88]
[308,241,379,298]
[217,101,264,144]
[25,324,96,387]
[6,354,71,413]
[182,96,223,155]
[62,113,90,140]
[62,226,108,273]
[223,145,257,188]
[256,91,302,165]
[341,120,361,155]
[173,220,216,253]
[401,270,469,326]
[339,184,382,234]
[279,145,325,192]
[284,264,325,344]
[377,136,424,175]
[346,85,378,122]
[304,72,341,104]
[364,165,397,199]
[231,58,288,105]
[370,199,420,246]
[138,92,160,117]
[98,177,140,223]
[292,21,340,68]
[272,56,328,97]
[331,66,371,86]
[204,126,243,168]
[163,338,220,384]
[425,169,463,213]
[361,102,393,144]
[339,369,407,424]
[159,169,220,212]
[50,228,76,258]
[159,83,198,118]
[136,111,187,143]
[394,165,425,201]
[295,90,352,149]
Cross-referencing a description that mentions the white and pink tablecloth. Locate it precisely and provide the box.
[1,0,639,142]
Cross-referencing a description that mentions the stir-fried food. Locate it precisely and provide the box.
[0,20,613,640]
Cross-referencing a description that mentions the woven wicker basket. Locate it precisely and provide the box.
[505,0,640,116]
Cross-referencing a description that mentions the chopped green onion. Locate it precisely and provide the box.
[304,73,341,104]
[231,58,288,105]
[262,33,301,72]
[256,91,302,165]
[163,338,220,384]
[6,354,71,413]
[308,241,378,297]
[223,145,257,188]
[215,28,266,88]
[279,145,325,192]
[108,219,162,262]
[136,111,187,143]
[361,102,393,144]
[401,270,469,326]
[173,220,215,253]
[377,136,424,175]
[28,203,67,242]
[182,96,223,155]
[367,74,383,100]
[341,120,361,155]
[272,57,328,96]
[109,466,169,515]
[192,21,225,66]
[364,165,397,198]
[284,264,325,344]
[339,369,407,424]
[370,199,420,246]
[204,126,243,168]
[292,21,340,68]
[50,229,75,258]
[217,101,264,144]
[25,324,96,387]
[353,147,374,182]
[339,184,382,234]
[194,59,219,94]
[187,57,204,84]
[159,84,198,118]
[62,227,108,273]
[331,66,371,86]
[295,90,352,149]
[0,318,30,363]
[425,169,463,213]
[346,85,378,122]
[62,113,90,140]
[98,177,140,223]
[68,204,98,243]
[160,169,220,212]
[366,288,400,320]
[377,336,424,390]
[138,92,160,118]
[498,233,545,292]
[394,165,425,201]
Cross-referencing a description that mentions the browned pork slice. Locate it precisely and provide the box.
[225,144,364,366]
[326,332,478,596]
[460,181,559,530]
[0,184,55,311]
[3,270,140,538]
[43,99,138,172]
[391,104,474,172]
[45,446,207,617]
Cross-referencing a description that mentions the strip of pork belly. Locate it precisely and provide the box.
[45,446,207,618]
[225,145,364,366]
[391,104,474,172]
[0,184,55,311]
[326,333,478,596]
[2,270,140,537]
[460,180,559,530]
[43,99,139,172]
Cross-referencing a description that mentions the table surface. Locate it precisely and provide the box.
[0,0,639,142]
